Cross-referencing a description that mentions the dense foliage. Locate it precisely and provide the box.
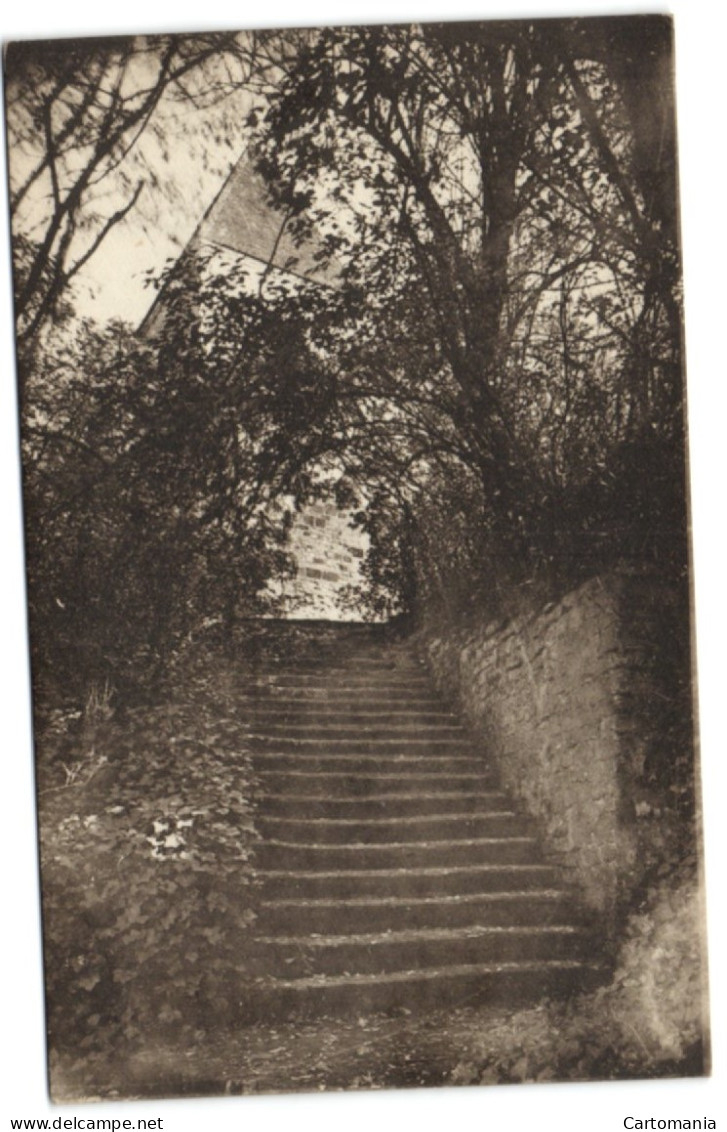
[249,16,686,618]
[20,324,268,698]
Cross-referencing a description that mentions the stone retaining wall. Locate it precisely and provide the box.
[419,571,691,921]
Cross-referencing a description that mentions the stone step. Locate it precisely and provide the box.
[255,923,590,979]
[238,688,444,706]
[255,811,532,844]
[248,657,427,672]
[256,862,562,900]
[250,753,487,775]
[258,889,582,934]
[240,672,434,691]
[244,960,604,1022]
[242,707,458,726]
[255,769,497,796]
[254,835,542,871]
[258,790,512,819]
[269,659,426,674]
[234,621,601,1023]
[246,721,468,740]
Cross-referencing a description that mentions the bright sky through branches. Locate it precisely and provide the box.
[6,35,256,327]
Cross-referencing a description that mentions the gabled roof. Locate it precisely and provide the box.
[139,149,337,336]
[200,153,335,283]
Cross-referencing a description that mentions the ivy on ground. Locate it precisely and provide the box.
[38,654,262,1067]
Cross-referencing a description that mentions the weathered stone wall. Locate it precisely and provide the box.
[275,499,369,620]
[419,571,692,922]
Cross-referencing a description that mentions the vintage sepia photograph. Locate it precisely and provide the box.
[2,10,711,1107]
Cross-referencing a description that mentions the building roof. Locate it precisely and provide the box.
[139,149,337,336]
[200,153,335,283]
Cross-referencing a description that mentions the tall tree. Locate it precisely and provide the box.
[252,17,684,584]
[255,22,581,563]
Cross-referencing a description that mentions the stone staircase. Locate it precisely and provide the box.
[239,623,602,1019]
